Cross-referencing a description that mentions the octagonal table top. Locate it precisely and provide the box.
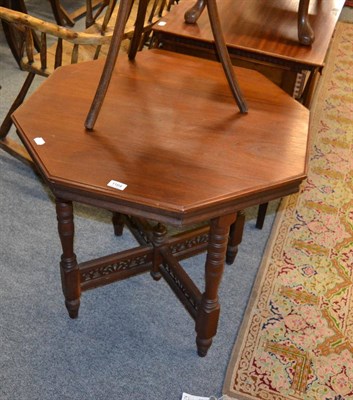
[12,49,309,226]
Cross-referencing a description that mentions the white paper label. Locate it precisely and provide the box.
[181,394,210,400]
[34,137,45,145]
[158,21,167,26]
[107,180,127,191]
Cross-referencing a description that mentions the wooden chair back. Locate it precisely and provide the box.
[0,3,117,76]
[0,0,176,160]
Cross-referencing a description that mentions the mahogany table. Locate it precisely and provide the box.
[12,50,309,356]
[184,0,315,46]
[152,0,345,106]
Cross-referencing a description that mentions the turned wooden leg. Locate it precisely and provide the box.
[151,223,167,281]
[184,0,206,24]
[112,212,125,236]
[195,213,236,356]
[298,0,314,45]
[56,198,80,319]
[226,211,245,265]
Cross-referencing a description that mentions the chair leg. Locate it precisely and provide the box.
[185,0,248,112]
[48,0,75,26]
[204,0,247,113]
[85,0,248,130]
[128,0,149,60]
[0,72,36,139]
[185,0,249,112]
[85,0,135,130]
[256,202,268,230]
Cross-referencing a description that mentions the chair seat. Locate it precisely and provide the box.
[13,49,309,225]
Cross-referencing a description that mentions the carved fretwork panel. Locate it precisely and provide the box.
[168,232,209,256]
[162,263,201,314]
[79,247,154,290]
[81,254,149,282]
[125,216,152,245]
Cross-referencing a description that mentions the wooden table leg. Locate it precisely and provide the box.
[185,0,314,46]
[226,210,245,265]
[256,202,268,230]
[195,213,236,356]
[112,212,125,236]
[56,198,81,319]
[298,0,314,45]
[184,0,205,24]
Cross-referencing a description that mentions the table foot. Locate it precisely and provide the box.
[298,0,314,45]
[184,0,206,24]
[56,198,81,319]
[195,213,236,356]
[196,337,212,357]
[66,299,80,319]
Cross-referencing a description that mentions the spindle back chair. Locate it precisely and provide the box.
[0,0,175,161]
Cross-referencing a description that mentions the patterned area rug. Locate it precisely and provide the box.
[223,21,353,400]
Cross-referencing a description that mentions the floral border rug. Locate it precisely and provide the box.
[223,22,353,400]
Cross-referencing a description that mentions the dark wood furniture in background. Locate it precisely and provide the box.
[12,46,309,355]
[152,0,345,107]
[0,0,107,26]
[0,3,115,161]
[0,0,31,65]
[184,0,315,45]
[152,0,344,229]
[48,0,108,27]
[0,0,107,66]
